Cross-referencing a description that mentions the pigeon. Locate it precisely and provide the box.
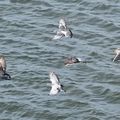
[113,48,120,62]
[49,72,64,95]
[0,56,11,80]
[53,18,73,40]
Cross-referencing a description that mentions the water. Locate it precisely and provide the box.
[0,0,120,120]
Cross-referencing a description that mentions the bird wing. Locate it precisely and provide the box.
[0,56,6,71]
[113,53,120,62]
[49,72,60,85]
[0,63,4,76]
[59,19,67,29]
[68,29,73,38]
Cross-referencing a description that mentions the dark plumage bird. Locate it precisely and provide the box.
[0,56,11,80]
[64,56,86,66]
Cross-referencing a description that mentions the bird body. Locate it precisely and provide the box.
[64,56,87,66]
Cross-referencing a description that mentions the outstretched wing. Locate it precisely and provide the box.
[0,56,6,71]
[59,19,67,29]
[49,72,60,85]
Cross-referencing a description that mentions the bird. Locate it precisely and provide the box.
[53,18,73,40]
[64,56,86,66]
[0,56,11,80]
[113,48,120,62]
[49,72,64,95]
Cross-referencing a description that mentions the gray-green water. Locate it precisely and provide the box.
[0,0,120,120]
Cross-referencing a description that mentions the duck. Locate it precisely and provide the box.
[49,72,64,95]
[64,56,86,66]
[0,56,11,80]
[53,18,73,40]
[113,48,120,62]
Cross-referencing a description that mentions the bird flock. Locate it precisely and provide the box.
[0,18,120,95]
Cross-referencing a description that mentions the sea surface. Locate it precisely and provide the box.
[0,0,120,120]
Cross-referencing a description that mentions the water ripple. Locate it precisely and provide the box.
[0,0,120,120]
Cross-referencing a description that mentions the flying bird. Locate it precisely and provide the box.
[49,72,64,95]
[113,48,120,62]
[0,56,11,80]
[53,18,73,40]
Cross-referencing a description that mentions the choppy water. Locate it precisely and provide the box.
[0,0,120,120]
